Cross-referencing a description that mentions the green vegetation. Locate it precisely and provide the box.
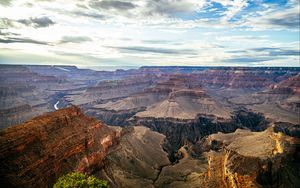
[53,172,109,188]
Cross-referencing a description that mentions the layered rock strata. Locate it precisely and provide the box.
[0,106,118,187]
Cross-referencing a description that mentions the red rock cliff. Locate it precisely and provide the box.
[0,106,117,188]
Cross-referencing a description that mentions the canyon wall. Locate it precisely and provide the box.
[0,106,118,187]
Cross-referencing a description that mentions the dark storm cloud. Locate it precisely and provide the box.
[267,12,300,28]
[0,37,50,45]
[59,36,92,43]
[108,46,197,55]
[17,16,55,28]
[89,0,137,10]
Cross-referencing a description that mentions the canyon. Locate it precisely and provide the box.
[0,106,299,188]
[0,65,299,187]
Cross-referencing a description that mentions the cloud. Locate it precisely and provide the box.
[108,46,197,55]
[244,5,300,30]
[0,18,14,29]
[0,30,20,36]
[59,36,92,43]
[142,39,174,44]
[17,16,55,28]
[251,47,299,56]
[89,0,137,10]
[223,56,278,63]
[0,0,298,67]
[0,37,50,45]
[72,11,105,19]
[224,46,299,65]
[227,47,299,57]
[269,50,299,56]
[251,47,279,52]
[0,0,12,6]
[267,12,300,28]
[144,0,202,17]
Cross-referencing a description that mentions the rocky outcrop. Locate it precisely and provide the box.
[118,75,231,120]
[130,110,269,161]
[269,73,300,95]
[0,105,298,188]
[0,106,118,188]
[204,128,300,188]
[135,89,232,120]
[97,126,171,188]
[273,122,300,138]
[97,125,299,188]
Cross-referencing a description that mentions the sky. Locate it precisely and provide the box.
[0,0,299,68]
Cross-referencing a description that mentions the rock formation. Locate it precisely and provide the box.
[203,127,300,188]
[0,106,299,188]
[0,106,118,187]
[1,65,300,188]
[269,73,300,95]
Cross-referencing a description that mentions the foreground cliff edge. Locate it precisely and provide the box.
[0,106,299,188]
[0,106,118,187]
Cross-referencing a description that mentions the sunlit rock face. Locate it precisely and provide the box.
[0,106,118,187]
[204,128,300,188]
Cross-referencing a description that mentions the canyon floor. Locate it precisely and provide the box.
[0,65,299,188]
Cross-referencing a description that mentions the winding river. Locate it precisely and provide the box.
[54,101,59,110]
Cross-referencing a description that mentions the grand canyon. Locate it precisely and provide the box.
[1,0,299,187]
[0,65,299,188]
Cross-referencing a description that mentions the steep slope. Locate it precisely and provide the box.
[0,106,118,188]
[97,126,171,188]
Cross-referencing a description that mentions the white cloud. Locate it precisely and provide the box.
[0,0,299,67]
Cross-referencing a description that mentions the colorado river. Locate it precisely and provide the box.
[54,101,59,110]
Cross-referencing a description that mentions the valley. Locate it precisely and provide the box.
[0,65,299,188]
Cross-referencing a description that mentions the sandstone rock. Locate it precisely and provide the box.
[0,106,118,187]
[97,126,171,188]
[205,128,300,188]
